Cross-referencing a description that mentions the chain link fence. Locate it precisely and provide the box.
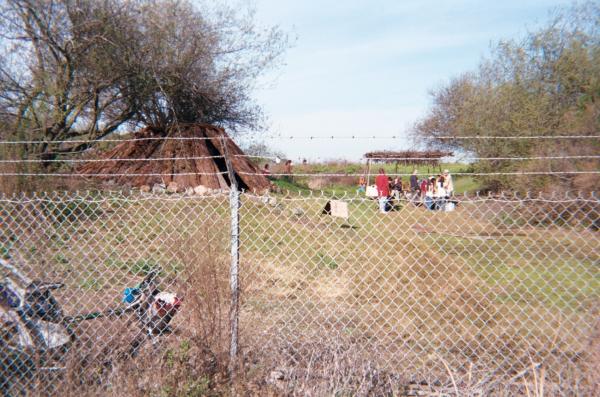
[1,190,598,395]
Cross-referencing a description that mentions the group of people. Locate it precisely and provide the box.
[416,170,454,211]
[371,168,454,213]
[259,160,454,213]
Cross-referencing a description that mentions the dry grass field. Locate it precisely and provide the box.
[1,191,598,395]
[239,195,599,392]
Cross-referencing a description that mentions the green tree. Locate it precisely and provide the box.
[414,2,600,192]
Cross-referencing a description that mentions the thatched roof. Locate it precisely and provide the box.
[77,123,270,192]
[364,150,453,165]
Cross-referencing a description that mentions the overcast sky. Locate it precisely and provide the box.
[248,0,571,161]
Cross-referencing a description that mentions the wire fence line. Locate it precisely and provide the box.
[238,171,600,177]
[0,155,226,163]
[0,190,598,395]
[2,171,600,178]
[363,155,600,161]
[1,134,598,146]
[0,188,597,202]
[2,154,599,164]
[264,134,600,140]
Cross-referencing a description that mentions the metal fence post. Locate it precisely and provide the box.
[228,187,240,376]
[220,136,240,378]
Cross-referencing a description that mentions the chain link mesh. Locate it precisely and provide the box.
[238,193,599,393]
[1,192,231,395]
[1,191,598,395]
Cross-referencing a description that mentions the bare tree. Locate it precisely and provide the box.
[0,0,287,159]
[0,0,137,159]
[115,0,287,131]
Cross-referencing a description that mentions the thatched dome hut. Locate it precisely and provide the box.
[78,123,269,192]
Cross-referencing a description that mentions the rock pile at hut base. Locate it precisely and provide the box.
[140,183,227,196]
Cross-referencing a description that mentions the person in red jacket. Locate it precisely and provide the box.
[375,168,390,213]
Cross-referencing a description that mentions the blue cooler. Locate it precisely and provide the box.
[123,287,141,303]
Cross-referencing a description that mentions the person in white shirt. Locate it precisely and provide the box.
[435,175,446,210]
[443,169,454,196]
[425,176,435,210]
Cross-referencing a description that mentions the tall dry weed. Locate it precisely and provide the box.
[176,228,230,359]
[51,229,231,396]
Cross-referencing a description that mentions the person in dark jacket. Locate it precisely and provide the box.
[410,169,419,192]
[391,177,403,202]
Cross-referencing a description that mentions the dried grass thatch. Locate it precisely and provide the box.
[78,123,270,192]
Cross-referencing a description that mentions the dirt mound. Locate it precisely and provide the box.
[78,123,270,192]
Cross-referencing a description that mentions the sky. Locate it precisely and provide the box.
[247,0,572,161]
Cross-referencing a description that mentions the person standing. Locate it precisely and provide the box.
[436,174,447,210]
[375,168,390,213]
[410,169,420,204]
[284,160,293,182]
[425,176,436,210]
[410,169,419,192]
[443,169,454,196]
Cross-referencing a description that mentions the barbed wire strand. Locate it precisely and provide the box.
[0,136,221,144]
[2,170,599,177]
[240,171,600,177]
[254,134,600,140]
[0,134,599,145]
[418,135,599,140]
[360,155,600,161]
[0,155,224,163]
[1,154,598,164]
[0,171,228,177]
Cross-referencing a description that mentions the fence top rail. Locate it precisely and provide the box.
[0,189,597,203]
[2,170,600,178]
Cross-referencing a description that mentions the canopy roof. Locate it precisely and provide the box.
[364,150,452,165]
